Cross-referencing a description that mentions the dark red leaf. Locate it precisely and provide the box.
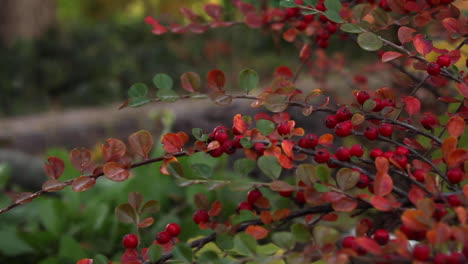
[204,4,223,20]
[44,157,65,180]
[129,130,153,159]
[207,69,226,92]
[72,176,96,192]
[245,12,262,29]
[70,147,92,173]
[102,138,127,162]
[103,162,130,182]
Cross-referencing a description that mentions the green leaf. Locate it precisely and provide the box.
[280,0,298,7]
[264,94,289,113]
[234,233,257,256]
[198,251,220,263]
[167,161,185,178]
[191,163,212,179]
[129,97,151,108]
[291,223,311,242]
[363,99,377,112]
[357,32,383,51]
[303,0,318,6]
[240,137,253,149]
[115,203,137,224]
[239,69,259,94]
[313,226,339,246]
[141,200,160,214]
[0,226,34,256]
[316,165,330,183]
[258,156,282,180]
[324,10,344,23]
[256,119,276,136]
[340,23,364,33]
[302,10,319,15]
[58,235,87,260]
[148,244,163,262]
[324,0,342,12]
[234,158,256,176]
[93,254,109,264]
[128,83,148,98]
[0,163,10,189]
[232,210,255,226]
[216,233,234,251]
[173,243,193,263]
[157,89,179,102]
[272,232,295,250]
[192,128,209,141]
[295,164,318,186]
[153,73,173,90]
[314,182,330,192]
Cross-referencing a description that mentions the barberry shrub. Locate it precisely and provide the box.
[2,0,468,264]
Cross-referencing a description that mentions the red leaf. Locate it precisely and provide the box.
[370,196,394,212]
[355,237,383,256]
[446,116,465,138]
[274,66,293,79]
[234,1,256,15]
[403,96,421,116]
[180,7,198,22]
[207,69,226,92]
[447,148,468,168]
[413,34,433,56]
[332,197,358,212]
[272,112,291,124]
[455,82,468,98]
[398,26,416,44]
[129,130,153,159]
[103,138,127,162]
[138,217,154,228]
[187,23,208,34]
[261,211,272,225]
[374,172,393,196]
[103,162,130,182]
[409,185,426,205]
[180,72,201,93]
[381,51,403,63]
[272,208,290,222]
[246,225,269,240]
[233,114,249,134]
[299,43,311,61]
[72,176,96,192]
[442,18,460,33]
[161,132,189,153]
[70,148,92,173]
[442,137,457,163]
[42,179,67,192]
[144,16,167,35]
[447,49,461,65]
[76,259,94,264]
[170,23,188,34]
[208,200,222,217]
[278,154,294,169]
[403,138,426,151]
[282,28,298,42]
[413,11,431,28]
[44,157,65,180]
[204,4,223,20]
[245,12,262,29]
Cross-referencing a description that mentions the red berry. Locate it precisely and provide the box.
[324,115,339,128]
[393,154,408,168]
[436,54,451,67]
[247,189,263,204]
[238,201,253,211]
[350,144,364,157]
[360,218,373,231]
[233,135,244,148]
[357,173,370,188]
[413,244,430,261]
[254,142,266,155]
[370,148,384,159]
[336,107,352,122]
[209,146,224,157]
[383,151,394,159]
[373,229,390,245]
[413,169,426,182]
[356,90,371,104]
[193,209,210,224]
[215,130,229,144]
[232,125,242,135]
[427,62,441,76]
[222,140,236,154]
[448,252,466,264]
[298,133,319,149]
[277,122,291,136]
[166,223,181,237]
[395,146,409,156]
[296,191,306,204]
[447,168,464,184]
[433,253,448,264]
[156,231,172,244]
[342,236,357,249]
[420,112,439,130]
[316,2,327,11]
[364,126,379,140]
[317,39,329,49]
[372,99,385,112]
[447,194,462,207]
[295,20,308,31]
[382,98,396,108]
[334,121,353,137]
[432,204,447,221]
[314,149,330,163]
[279,190,293,197]
[123,234,139,248]
[335,146,351,161]
[327,23,338,34]
[379,123,394,137]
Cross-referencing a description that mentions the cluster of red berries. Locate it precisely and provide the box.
[427,54,452,76]
[207,126,242,157]
[370,146,409,168]
[277,185,306,204]
[355,90,396,113]
[155,223,181,244]
[420,112,440,130]
[193,209,210,224]
[238,189,263,211]
[412,243,466,263]
[324,107,354,137]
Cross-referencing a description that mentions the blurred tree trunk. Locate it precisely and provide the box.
[0,0,56,45]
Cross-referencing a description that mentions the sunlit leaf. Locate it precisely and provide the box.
[357,32,383,51]
[239,69,259,94]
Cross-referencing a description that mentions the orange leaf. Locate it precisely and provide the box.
[374,172,393,196]
[129,130,154,159]
[464,185,468,199]
[401,209,430,232]
[272,208,291,222]
[103,162,130,181]
[318,133,334,146]
[246,225,269,240]
[447,148,468,168]
[403,96,421,116]
[102,138,127,162]
[208,200,222,217]
[278,154,293,169]
[375,157,389,174]
[281,140,295,158]
[381,51,403,63]
[442,137,457,162]
[233,114,249,134]
[442,18,460,33]
[455,207,467,225]
[72,176,96,192]
[138,217,154,228]
[332,197,358,212]
[160,157,178,175]
[260,211,272,225]
[455,82,468,98]
[355,237,383,256]
[44,156,65,180]
[413,34,433,56]
[255,196,270,209]
[161,132,188,153]
[446,116,465,138]
[292,127,305,136]
[398,26,416,44]
[207,69,225,92]
[283,28,298,42]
